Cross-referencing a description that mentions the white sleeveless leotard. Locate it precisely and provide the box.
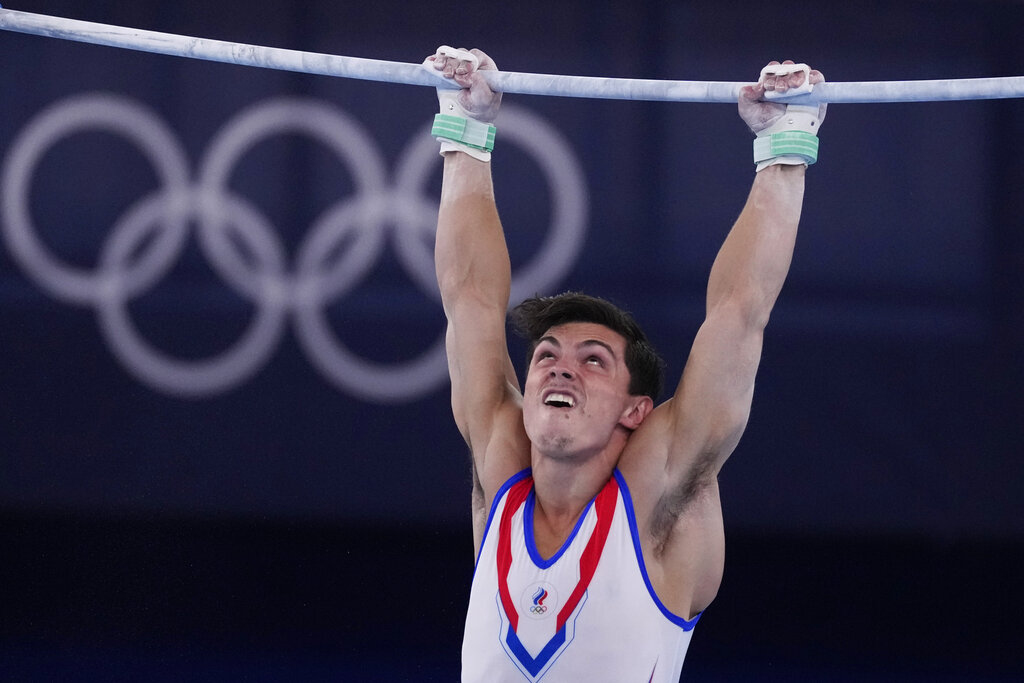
[462,468,699,682]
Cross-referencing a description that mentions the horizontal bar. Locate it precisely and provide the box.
[2,8,1024,104]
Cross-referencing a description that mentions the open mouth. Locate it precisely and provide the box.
[544,393,575,408]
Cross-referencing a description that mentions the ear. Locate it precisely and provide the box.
[619,395,654,431]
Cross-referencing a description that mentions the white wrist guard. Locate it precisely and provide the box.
[425,46,496,162]
[753,63,820,171]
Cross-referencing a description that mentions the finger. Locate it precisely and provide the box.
[445,54,467,79]
[470,48,496,71]
[808,69,825,85]
[776,62,800,92]
[759,60,781,84]
[453,64,476,88]
[435,45,477,80]
[433,45,454,72]
[455,56,474,77]
[436,51,456,78]
[740,83,764,101]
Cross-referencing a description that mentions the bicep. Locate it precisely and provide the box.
[445,296,518,441]
[622,304,764,497]
[671,305,764,465]
[617,313,757,614]
[444,298,531,495]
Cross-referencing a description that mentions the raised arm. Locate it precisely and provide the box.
[428,48,531,521]
[673,62,826,475]
[621,64,826,601]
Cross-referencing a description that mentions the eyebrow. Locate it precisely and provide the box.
[581,339,618,359]
[536,336,618,359]
[537,335,560,349]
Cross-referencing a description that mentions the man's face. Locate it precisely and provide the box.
[522,322,636,460]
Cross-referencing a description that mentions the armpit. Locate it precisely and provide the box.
[649,454,719,556]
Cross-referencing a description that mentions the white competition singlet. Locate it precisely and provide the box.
[461,468,699,682]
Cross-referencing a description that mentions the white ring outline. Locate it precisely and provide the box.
[97,186,290,395]
[1,94,191,304]
[1,96,588,402]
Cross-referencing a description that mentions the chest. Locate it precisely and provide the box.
[463,477,694,682]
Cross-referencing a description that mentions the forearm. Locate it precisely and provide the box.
[705,164,805,327]
[435,152,512,312]
[428,47,522,447]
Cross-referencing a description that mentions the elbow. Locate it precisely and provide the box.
[707,289,776,333]
[436,264,477,305]
[437,264,511,312]
[706,259,790,332]
[698,401,751,466]
[436,268,469,304]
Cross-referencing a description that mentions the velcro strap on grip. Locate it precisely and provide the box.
[753,131,819,165]
[432,114,496,152]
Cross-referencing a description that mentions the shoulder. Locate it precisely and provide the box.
[615,399,683,515]
[617,394,728,531]
[472,398,532,517]
[615,403,726,615]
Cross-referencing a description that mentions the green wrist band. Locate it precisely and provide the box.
[753,130,819,166]
[432,113,496,152]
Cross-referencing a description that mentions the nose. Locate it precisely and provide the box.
[550,367,574,380]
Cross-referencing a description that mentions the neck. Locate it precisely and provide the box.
[529,428,627,523]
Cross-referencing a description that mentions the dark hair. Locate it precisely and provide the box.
[510,292,665,401]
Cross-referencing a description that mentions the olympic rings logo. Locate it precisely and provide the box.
[521,582,557,621]
[1,94,588,403]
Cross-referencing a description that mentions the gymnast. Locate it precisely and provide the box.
[427,46,825,681]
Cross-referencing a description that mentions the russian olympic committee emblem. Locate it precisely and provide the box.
[1,94,587,403]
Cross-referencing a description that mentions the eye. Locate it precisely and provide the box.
[586,355,603,366]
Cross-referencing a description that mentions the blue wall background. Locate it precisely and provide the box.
[1,0,1021,679]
